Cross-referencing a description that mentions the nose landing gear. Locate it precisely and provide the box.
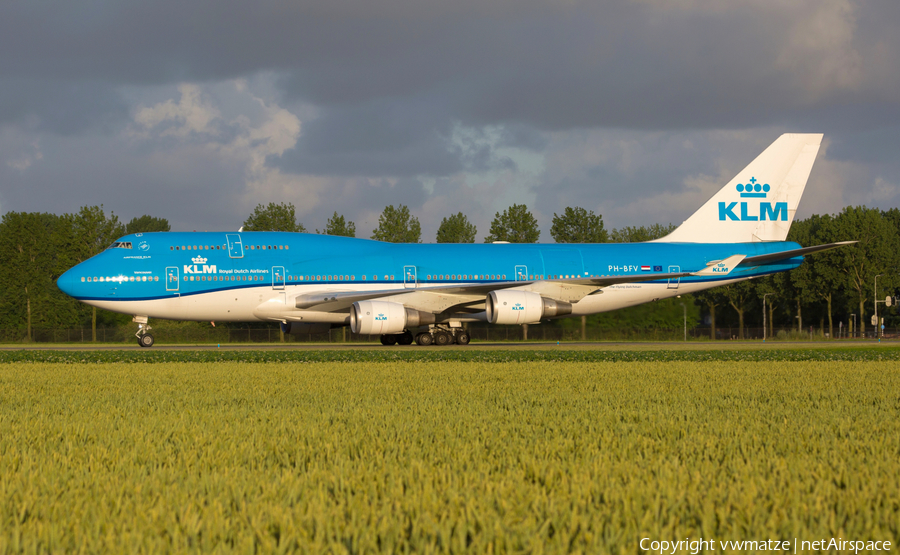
[133,315,154,348]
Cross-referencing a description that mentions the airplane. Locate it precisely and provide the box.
[56,133,853,347]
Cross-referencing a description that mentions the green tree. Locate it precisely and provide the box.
[484,204,540,243]
[125,215,171,234]
[436,212,477,243]
[720,280,755,338]
[754,275,781,339]
[694,287,725,340]
[243,202,306,232]
[609,223,676,243]
[0,213,66,339]
[66,205,126,263]
[826,206,900,334]
[317,212,356,237]
[550,207,607,243]
[787,214,845,337]
[371,205,421,243]
[65,205,126,341]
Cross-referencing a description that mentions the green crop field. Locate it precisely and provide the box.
[1,358,898,553]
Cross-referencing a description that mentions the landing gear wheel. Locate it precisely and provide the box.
[397,332,414,345]
[415,332,434,346]
[455,331,471,345]
[380,334,398,346]
[137,333,155,348]
[433,331,451,346]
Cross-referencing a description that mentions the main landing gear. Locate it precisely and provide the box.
[380,325,470,347]
[134,315,154,348]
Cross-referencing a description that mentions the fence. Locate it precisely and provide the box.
[0,325,892,344]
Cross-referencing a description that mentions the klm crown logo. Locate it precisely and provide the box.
[375,313,387,321]
[737,177,770,198]
[184,255,216,274]
[719,177,787,222]
[512,303,524,311]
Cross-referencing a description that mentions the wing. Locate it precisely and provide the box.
[287,257,746,315]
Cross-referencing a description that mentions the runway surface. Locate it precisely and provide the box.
[0,340,892,351]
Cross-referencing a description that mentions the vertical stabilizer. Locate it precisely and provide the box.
[656,133,823,243]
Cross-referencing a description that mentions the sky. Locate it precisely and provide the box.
[1,0,899,241]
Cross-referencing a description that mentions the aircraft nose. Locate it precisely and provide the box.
[57,267,82,298]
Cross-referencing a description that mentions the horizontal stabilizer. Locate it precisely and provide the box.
[739,241,857,266]
[693,254,746,276]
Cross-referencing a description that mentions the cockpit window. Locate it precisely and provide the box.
[107,242,133,249]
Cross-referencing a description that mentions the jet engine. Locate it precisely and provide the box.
[486,291,572,324]
[350,301,435,334]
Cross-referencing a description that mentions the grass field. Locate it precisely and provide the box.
[1,359,898,553]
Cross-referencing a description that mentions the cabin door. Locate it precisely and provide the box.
[404,265,417,289]
[226,234,244,258]
[166,267,179,292]
[515,265,528,281]
[272,266,286,290]
[667,265,680,289]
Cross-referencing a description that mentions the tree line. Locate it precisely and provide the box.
[244,201,675,244]
[2,202,898,340]
[0,208,170,341]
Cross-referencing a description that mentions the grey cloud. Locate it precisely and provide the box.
[0,78,128,134]
[4,0,891,131]
[278,99,462,177]
[3,0,900,233]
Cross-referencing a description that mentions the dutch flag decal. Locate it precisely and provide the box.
[641,265,651,271]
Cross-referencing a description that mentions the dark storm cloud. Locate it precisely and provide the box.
[3,0,887,132]
[280,99,462,178]
[3,0,900,232]
[0,78,128,134]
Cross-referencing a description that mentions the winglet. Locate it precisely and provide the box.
[693,254,746,276]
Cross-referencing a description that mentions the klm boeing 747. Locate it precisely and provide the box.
[57,133,852,347]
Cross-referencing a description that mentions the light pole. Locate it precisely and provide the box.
[851,313,856,339]
[680,302,687,341]
[763,293,772,342]
[875,274,883,340]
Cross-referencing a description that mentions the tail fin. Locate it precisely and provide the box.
[656,133,823,243]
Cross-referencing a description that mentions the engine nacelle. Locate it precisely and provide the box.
[486,291,573,324]
[486,290,543,324]
[347,301,401,335]
[281,322,332,335]
[350,301,436,334]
